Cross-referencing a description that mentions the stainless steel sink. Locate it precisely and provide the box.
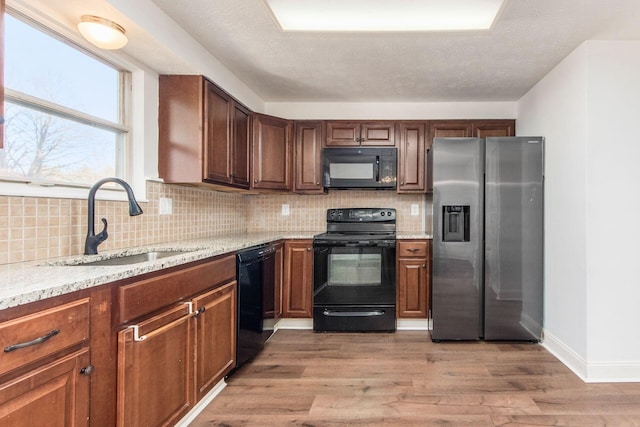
[72,250,192,266]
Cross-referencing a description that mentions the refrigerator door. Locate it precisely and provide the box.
[431,138,484,341]
[484,137,544,341]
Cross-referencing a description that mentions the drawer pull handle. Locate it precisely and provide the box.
[407,248,420,253]
[4,329,60,353]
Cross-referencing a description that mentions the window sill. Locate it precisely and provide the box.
[0,177,149,203]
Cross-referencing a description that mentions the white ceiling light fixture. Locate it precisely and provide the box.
[265,0,507,32]
[78,15,128,49]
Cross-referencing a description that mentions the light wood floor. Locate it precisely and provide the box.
[191,330,640,426]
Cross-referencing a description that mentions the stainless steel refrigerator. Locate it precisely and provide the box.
[431,137,544,341]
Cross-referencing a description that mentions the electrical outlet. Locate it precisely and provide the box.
[411,204,419,216]
[281,204,290,216]
[159,197,173,215]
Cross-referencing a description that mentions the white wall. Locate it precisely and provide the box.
[518,41,640,381]
[265,101,516,120]
[584,41,640,379]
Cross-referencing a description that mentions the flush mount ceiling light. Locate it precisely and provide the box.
[78,15,128,49]
[265,0,507,32]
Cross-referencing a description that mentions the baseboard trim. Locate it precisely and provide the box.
[397,318,430,330]
[175,379,226,427]
[542,329,640,382]
[276,318,313,330]
[276,318,431,331]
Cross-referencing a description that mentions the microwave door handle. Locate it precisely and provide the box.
[375,156,380,182]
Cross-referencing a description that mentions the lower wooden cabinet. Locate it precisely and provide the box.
[115,255,237,427]
[396,240,431,318]
[0,349,90,426]
[282,240,314,318]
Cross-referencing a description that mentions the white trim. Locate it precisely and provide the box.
[275,318,313,330]
[397,318,430,330]
[175,378,226,427]
[542,329,640,383]
[541,329,588,381]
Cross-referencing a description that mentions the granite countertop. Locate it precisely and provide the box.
[0,232,431,311]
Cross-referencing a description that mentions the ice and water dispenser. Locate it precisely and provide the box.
[442,205,470,242]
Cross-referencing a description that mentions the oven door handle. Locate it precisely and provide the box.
[322,309,385,317]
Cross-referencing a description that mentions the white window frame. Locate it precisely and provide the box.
[1,3,151,202]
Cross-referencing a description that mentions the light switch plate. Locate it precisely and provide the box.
[281,204,290,216]
[159,197,173,215]
[411,204,419,216]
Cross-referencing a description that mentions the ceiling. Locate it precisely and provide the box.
[148,0,640,102]
[17,0,640,103]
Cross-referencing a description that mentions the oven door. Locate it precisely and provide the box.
[313,241,396,331]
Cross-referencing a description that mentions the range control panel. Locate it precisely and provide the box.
[327,208,396,223]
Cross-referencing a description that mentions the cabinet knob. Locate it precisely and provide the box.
[422,264,426,268]
[307,247,311,251]
[80,365,95,376]
[401,182,405,185]
[254,180,258,183]
[194,307,206,317]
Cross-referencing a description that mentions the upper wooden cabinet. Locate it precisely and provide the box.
[471,120,515,138]
[428,119,516,144]
[159,75,251,190]
[294,121,325,194]
[397,121,426,193]
[325,121,396,146]
[252,113,293,191]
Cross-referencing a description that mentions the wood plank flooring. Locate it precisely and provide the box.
[191,330,640,426]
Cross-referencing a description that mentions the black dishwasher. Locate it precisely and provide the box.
[235,244,276,370]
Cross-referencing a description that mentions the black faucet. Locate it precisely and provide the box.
[85,178,143,255]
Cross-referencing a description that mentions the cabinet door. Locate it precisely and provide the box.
[252,114,292,191]
[0,349,90,427]
[397,258,429,318]
[282,240,313,318]
[397,121,426,193]
[472,120,515,137]
[361,122,396,146]
[231,103,251,188]
[192,281,237,401]
[294,121,324,194]
[325,122,361,146]
[204,82,233,184]
[117,304,194,427]
[158,75,205,183]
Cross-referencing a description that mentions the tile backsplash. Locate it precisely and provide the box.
[0,182,430,265]
[246,191,427,234]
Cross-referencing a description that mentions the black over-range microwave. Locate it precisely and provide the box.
[322,147,397,190]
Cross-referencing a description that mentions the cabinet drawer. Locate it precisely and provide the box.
[118,254,236,324]
[397,241,429,258]
[0,299,90,376]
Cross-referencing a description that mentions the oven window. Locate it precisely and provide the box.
[328,253,381,286]
[329,163,373,179]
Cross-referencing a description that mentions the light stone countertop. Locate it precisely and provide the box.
[0,232,431,311]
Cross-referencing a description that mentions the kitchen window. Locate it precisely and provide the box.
[1,11,131,189]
